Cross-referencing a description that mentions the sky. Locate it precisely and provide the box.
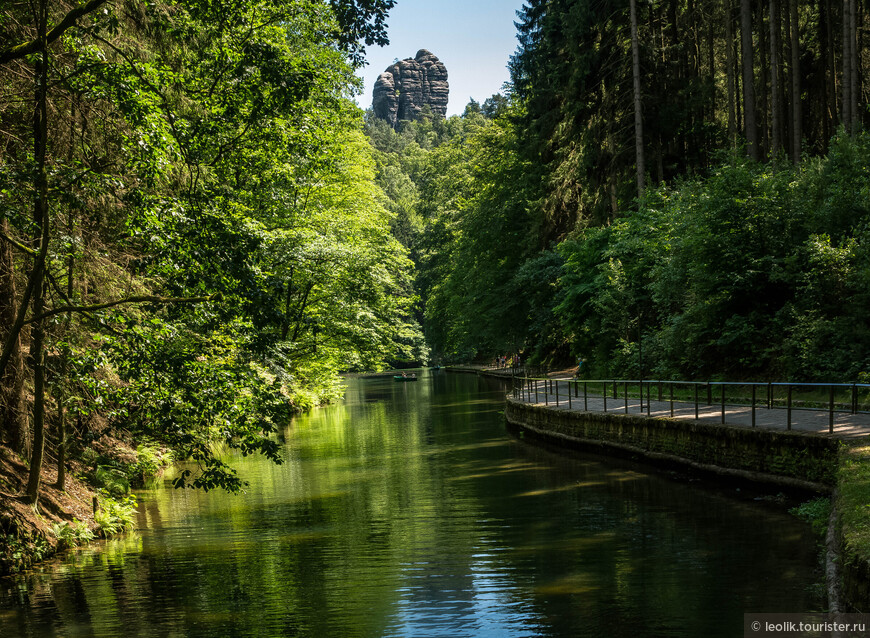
[355,0,528,117]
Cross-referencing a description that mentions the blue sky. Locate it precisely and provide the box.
[356,0,527,116]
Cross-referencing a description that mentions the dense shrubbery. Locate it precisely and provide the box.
[558,133,870,381]
[367,0,869,382]
[372,108,870,381]
[0,0,413,502]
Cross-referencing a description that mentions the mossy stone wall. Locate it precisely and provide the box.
[504,397,839,487]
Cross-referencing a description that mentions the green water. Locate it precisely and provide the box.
[1,371,821,637]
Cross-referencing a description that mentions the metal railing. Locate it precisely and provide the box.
[509,377,870,434]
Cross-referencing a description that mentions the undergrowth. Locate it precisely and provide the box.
[94,494,137,537]
[51,519,95,548]
[789,497,832,537]
[837,444,870,562]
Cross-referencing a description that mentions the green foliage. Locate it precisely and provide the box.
[51,519,96,548]
[789,498,832,537]
[0,0,415,495]
[837,444,870,567]
[0,528,50,575]
[554,134,870,380]
[128,442,173,487]
[399,106,549,360]
[92,465,131,497]
[94,494,137,538]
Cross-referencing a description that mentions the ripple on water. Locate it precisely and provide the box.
[0,372,822,638]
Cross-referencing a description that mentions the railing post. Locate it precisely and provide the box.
[787,384,792,430]
[829,384,835,434]
[720,383,726,424]
[624,381,628,414]
[535,380,538,404]
[646,382,651,416]
[852,384,858,414]
[694,384,699,420]
[707,382,712,406]
[670,383,674,418]
[767,382,772,409]
[603,382,607,412]
[584,382,588,411]
[555,380,559,407]
[544,381,548,406]
[751,384,756,427]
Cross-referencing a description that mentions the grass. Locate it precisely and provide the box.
[789,497,832,537]
[837,444,870,564]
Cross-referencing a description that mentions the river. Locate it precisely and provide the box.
[0,370,822,637]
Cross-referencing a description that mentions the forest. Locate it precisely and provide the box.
[0,0,414,507]
[369,0,870,385]
[0,0,868,518]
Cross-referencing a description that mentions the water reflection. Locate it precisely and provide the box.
[0,370,821,637]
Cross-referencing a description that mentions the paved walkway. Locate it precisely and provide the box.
[442,365,870,439]
[511,382,870,440]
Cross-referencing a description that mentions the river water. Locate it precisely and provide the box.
[1,370,822,637]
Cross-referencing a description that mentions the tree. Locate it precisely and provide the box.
[741,0,759,159]
[789,0,801,162]
[770,0,782,156]
[630,0,646,197]
[0,0,411,503]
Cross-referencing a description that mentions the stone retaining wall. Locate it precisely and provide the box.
[504,396,839,490]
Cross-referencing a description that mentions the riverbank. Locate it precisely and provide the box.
[836,444,870,611]
[0,444,98,575]
[0,434,169,577]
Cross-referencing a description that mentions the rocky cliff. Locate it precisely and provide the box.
[372,49,449,127]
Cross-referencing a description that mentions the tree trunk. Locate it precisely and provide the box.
[770,0,782,155]
[849,0,858,132]
[668,0,684,157]
[741,0,759,159]
[758,0,769,156]
[842,0,852,131]
[54,223,77,491]
[821,0,837,142]
[708,0,716,115]
[726,0,738,146]
[630,0,646,197]
[26,0,50,506]
[0,219,29,456]
[789,0,801,162]
[690,0,701,76]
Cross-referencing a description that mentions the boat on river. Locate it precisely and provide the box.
[394,375,418,382]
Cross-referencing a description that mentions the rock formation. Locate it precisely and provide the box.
[372,49,449,127]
